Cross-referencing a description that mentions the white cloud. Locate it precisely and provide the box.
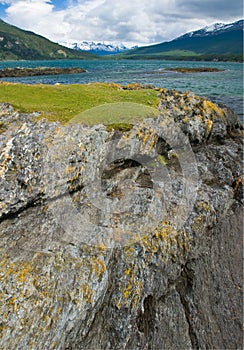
[0,0,243,45]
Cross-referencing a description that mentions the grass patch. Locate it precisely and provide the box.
[71,102,159,126]
[0,82,160,124]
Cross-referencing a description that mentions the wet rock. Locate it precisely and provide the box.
[0,89,243,350]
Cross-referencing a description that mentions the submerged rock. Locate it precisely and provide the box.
[0,89,243,350]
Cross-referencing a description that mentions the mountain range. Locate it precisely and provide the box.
[0,19,96,60]
[59,41,136,56]
[0,18,243,61]
[120,19,243,61]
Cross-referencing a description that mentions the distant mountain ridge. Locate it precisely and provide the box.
[0,19,96,60]
[59,41,137,56]
[178,20,243,39]
[121,19,243,61]
[0,18,242,61]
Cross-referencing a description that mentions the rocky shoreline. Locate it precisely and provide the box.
[0,91,243,349]
[0,67,86,78]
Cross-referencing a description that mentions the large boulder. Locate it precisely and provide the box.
[0,90,243,349]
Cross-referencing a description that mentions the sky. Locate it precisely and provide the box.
[0,0,243,46]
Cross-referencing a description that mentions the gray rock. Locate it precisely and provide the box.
[0,90,243,350]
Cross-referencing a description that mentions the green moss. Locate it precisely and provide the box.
[158,155,168,166]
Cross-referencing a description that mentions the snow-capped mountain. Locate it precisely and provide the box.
[122,19,243,60]
[177,19,243,39]
[59,41,137,55]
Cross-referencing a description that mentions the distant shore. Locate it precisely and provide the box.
[0,67,86,78]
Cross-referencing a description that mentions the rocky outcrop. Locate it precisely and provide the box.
[0,67,86,78]
[0,90,243,350]
[164,67,224,73]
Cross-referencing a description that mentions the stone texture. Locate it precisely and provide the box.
[0,89,243,350]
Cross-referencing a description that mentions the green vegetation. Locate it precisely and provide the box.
[154,50,199,57]
[0,19,96,60]
[71,102,159,125]
[115,50,201,60]
[118,53,243,62]
[0,82,160,124]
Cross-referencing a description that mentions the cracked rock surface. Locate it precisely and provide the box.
[0,90,243,350]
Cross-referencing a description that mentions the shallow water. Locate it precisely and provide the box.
[0,59,243,120]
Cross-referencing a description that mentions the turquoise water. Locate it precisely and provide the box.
[0,59,243,118]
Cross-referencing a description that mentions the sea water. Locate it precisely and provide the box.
[0,59,243,120]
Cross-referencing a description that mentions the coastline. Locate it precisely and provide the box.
[0,60,242,120]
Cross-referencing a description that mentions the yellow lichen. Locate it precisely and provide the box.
[97,243,106,251]
[143,128,153,144]
[192,215,203,232]
[51,341,58,349]
[205,119,213,134]
[123,284,132,299]
[149,134,157,149]
[65,165,75,174]
[198,114,203,122]
[197,201,211,212]
[124,246,135,257]
[203,100,225,118]
[0,249,109,347]
[131,281,143,309]
[97,259,106,274]
[80,283,93,304]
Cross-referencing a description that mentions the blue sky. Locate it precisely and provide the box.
[0,0,67,13]
[0,0,242,45]
[48,0,67,11]
[0,3,7,17]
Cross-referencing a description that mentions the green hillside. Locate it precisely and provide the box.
[0,19,96,60]
[121,20,243,61]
